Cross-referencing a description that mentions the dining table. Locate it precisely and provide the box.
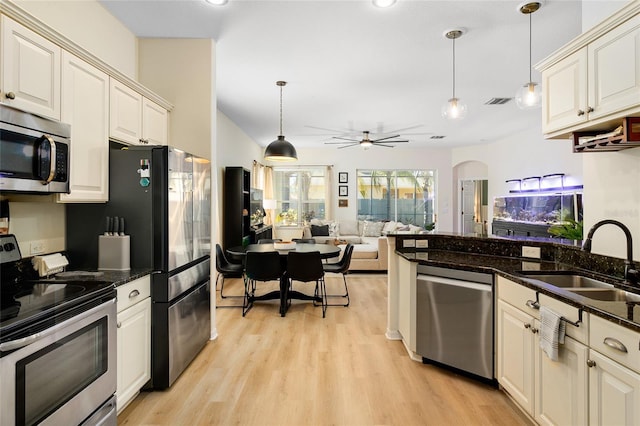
[226,243,341,316]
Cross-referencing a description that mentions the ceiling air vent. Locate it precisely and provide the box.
[484,97,512,105]
[430,135,446,139]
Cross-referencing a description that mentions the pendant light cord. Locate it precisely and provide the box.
[452,36,456,99]
[528,12,532,83]
[279,84,283,136]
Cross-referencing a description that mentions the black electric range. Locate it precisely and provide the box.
[0,234,115,344]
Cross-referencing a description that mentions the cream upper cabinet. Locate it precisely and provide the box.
[1,16,61,120]
[110,78,168,146]
[540,13,640,138]
[542,49,588,134]
[109,78,143,145]
[142,97,168,145]
[59,51,109,203]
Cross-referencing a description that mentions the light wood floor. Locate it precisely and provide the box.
[118,274,531,425]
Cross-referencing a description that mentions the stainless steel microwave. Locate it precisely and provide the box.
[0,104,70,194]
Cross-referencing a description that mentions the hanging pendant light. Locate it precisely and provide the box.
[515,2,542,109]
[441,29,467,120]
[264,81,297,162]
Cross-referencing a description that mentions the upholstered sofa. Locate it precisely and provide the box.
[303,219,426,272]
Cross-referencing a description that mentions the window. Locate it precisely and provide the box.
[357,169,436,227]
[272,167,327,225]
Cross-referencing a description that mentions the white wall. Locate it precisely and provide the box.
[581,0,631,32]
[280,147,454,232]
[12,0,137,78]
[138,38,215,160]
[452,126,583,234]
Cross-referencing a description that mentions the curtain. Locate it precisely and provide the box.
[251,160,265,189]
[325,165,333,220]
[264,166,274,225]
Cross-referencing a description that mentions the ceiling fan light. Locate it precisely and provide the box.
[372,0,397,7]
[360,140,373,148]
[264,135,298,162]
[441,97,467,120]
[205,0,228,5]
[515,82,542,109]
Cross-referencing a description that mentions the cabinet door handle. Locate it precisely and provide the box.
[586,359,596,368]
[531,327,539,334]
[603,337,628,353]
[524,323,531,329]
[129,289,140,299]
[577,109,585,116]
[586,106,594,113]
[5,91,16,100]
[117,321,122,328]
[526,299,540,310]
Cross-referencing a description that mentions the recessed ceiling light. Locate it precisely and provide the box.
[205,0,228,6]
[372,0,397,8]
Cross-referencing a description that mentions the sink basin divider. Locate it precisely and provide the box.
[527,290,583,327]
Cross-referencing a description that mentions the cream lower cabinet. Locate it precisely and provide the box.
[588,315,640,426]
[497,277,588,425]
[1,16,61,120]
[116,276,151,414]
[58,51,109,202]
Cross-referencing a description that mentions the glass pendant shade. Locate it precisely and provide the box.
[441,97,467,120]
[372,0,397,7]
[515,82,541,109]
[264,135,297,161]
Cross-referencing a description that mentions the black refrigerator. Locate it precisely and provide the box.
[66,145,211,389]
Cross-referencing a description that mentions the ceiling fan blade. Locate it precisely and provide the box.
[305,125,353,134]
[371,134,401,142]
[332,136,361,142]
[371,143,397,148]
[337,143,360,149]
[378,124,425,134]
[325,141,360,145]
[379,140,409,143]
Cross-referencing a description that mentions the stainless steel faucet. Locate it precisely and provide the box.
[582,219,639,286]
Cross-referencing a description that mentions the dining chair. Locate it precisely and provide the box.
[286,251,327,318]
[242,251,283,316]
[292,238,316,244]
[215,244,244,308]
[257,238,282,244]
[322,243,353,307]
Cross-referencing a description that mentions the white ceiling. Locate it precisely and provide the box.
[99,0,591,150]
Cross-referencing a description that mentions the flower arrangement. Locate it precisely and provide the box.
[302,210,315,223]
[277,208,297,224]
[250,209,264,224]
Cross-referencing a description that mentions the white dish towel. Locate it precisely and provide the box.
[539,305,566,362]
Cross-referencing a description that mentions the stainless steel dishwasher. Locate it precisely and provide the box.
[416,265,494,380]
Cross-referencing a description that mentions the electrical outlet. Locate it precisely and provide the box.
[521,261,541,271]
[403,239,416,248]
[30,240,46,255]
[416,252,429,261]
[416,240,429,248]
[521,246,541,259]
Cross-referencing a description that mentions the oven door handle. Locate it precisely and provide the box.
[0,298,115,352]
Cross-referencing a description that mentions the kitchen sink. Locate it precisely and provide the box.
[520,272,614,289]
[567,288,640,303]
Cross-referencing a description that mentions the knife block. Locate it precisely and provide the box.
[98,235,130,271]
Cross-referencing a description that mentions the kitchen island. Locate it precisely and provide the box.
[387,232,640,425]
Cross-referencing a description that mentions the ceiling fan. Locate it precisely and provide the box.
[324,131,409,149]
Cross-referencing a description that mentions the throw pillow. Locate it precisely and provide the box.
[395,224,410,232]
[338,220,359,236]
[362,221,384,237]
[310,224,330,236]
[409,224,424,234]
[382,221,397,235]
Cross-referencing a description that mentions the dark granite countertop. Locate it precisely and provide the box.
[48,268,154,287]
[394,234,640,333]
